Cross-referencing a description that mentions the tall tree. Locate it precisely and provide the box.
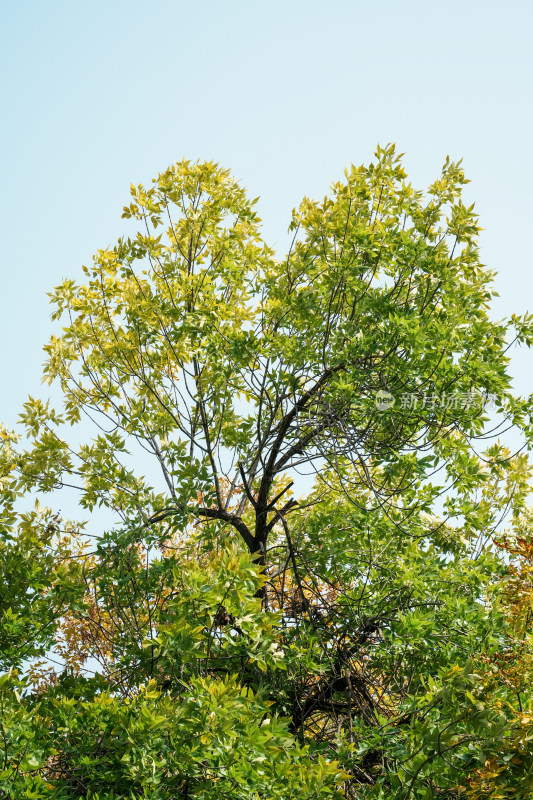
[2,146,533,798]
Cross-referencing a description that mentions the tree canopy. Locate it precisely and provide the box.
[2,145,533,798]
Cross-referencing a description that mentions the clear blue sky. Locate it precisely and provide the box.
[2,0,533,429]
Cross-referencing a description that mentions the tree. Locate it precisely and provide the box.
[2,145,533,798]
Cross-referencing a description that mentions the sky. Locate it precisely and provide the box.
[2,0,533,430]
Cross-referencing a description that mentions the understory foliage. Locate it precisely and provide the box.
[2,146,533,797]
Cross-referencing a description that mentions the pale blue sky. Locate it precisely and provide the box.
[2,0,533,429]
